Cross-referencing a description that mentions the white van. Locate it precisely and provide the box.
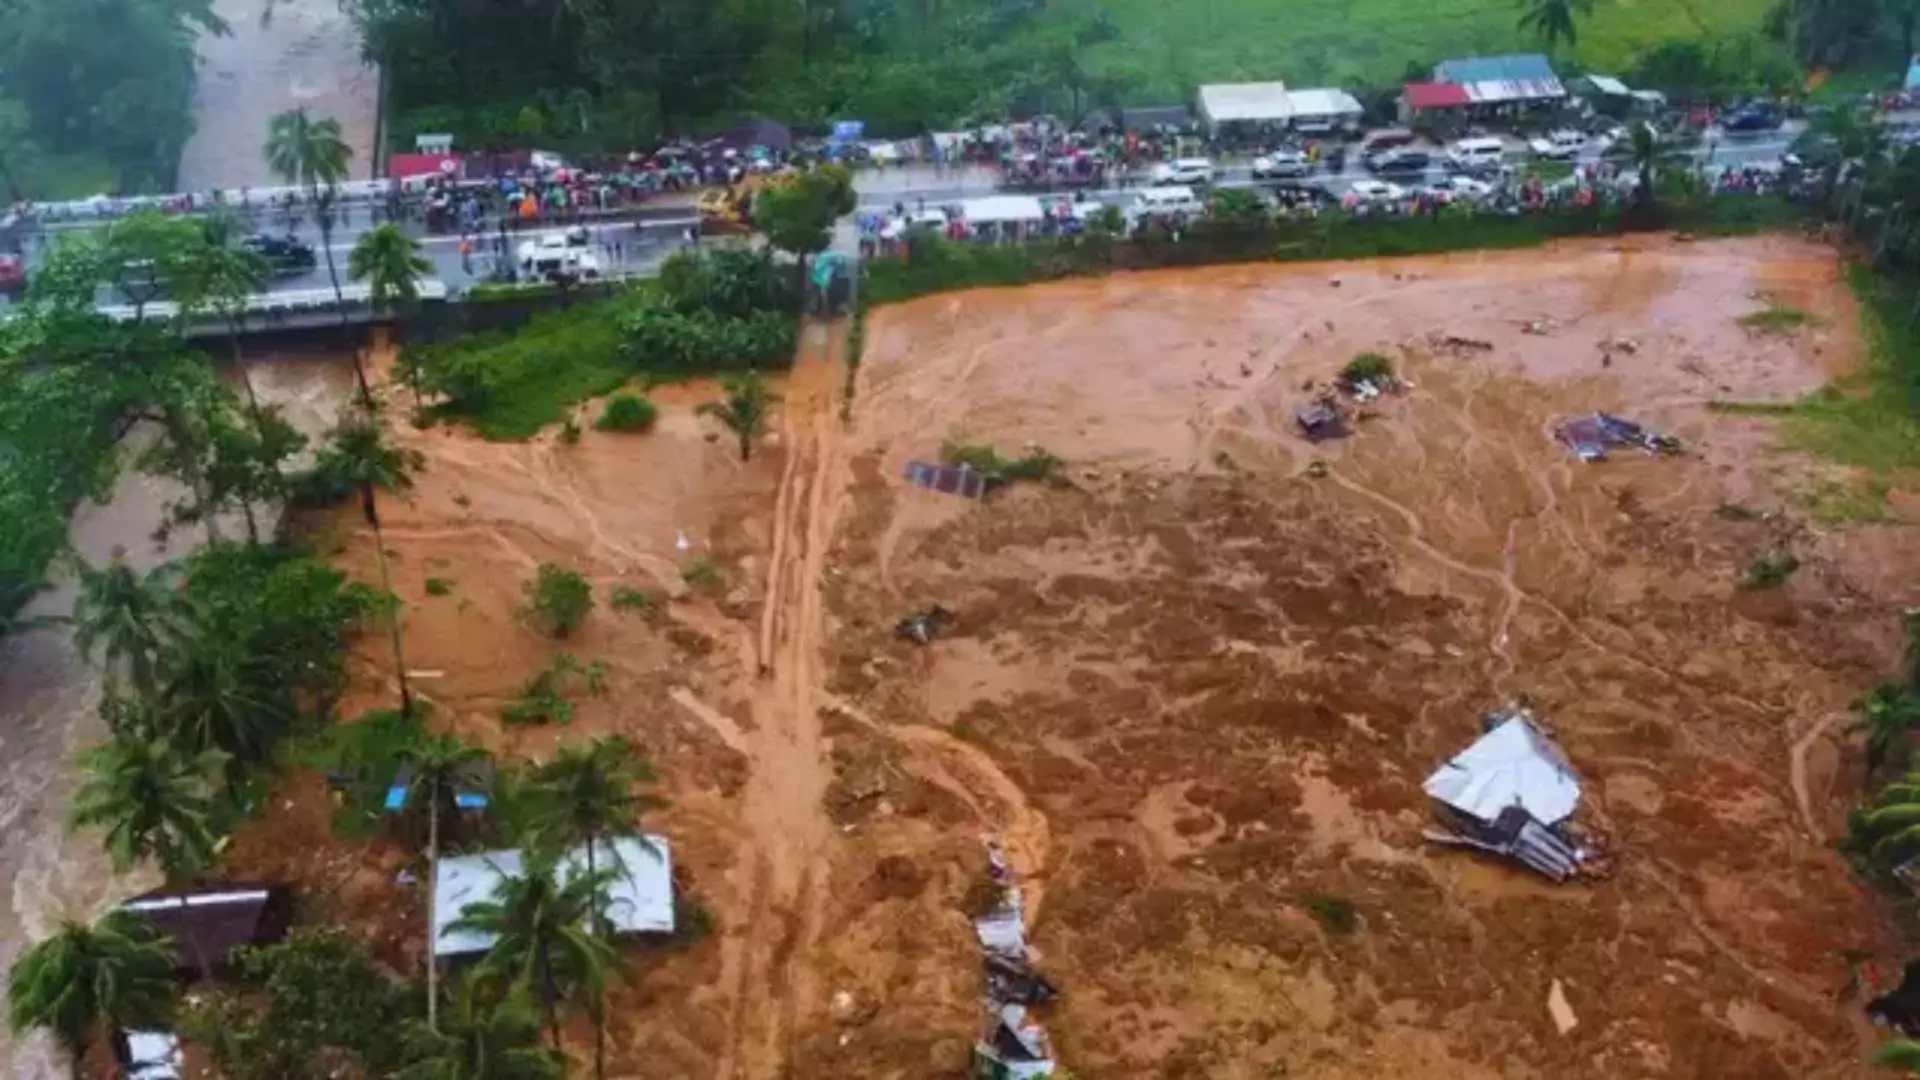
[1448,137,1507,171]
[1129,186,1203,219]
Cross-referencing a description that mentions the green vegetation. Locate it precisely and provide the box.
[1738,303,1821,335]
[681,558,725,592]
[0,0,219,195]
[502,654,608,727]
[1739,550,1802,590]
[521,563,595,638]
[419,248,799,441]
[425,577,454,596]
[609,584,658,615]
[1302,893,1360,935]
[595,392,659,434]
[699,373,781,463]
[7,910,177,1068]
[1340,352,1395,385]
[940,439,1063,484]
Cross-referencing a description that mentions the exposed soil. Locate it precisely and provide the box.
[225,234,1920,1080]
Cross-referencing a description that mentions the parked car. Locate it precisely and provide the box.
[1347,179,1405,203]
[1447,136,1507,172]
[1128,185,1205,220]
[1359,128,1417,155]
[1150,157,1215,186]
[1365,148,1430,174]
[1529,130,1587,159]
[1252,150,1309,179]
[1425,176,1493,202]
[1722,103,1783,133]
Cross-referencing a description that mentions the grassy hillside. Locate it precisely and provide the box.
[1069,0,1778,99]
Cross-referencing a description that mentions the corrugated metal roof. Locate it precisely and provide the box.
[1587,74,1631,96]
[1285,88,1364,119]
[1463,78,1566,103]
[1198,82,1294,124]
[1403,82,1473,110]
[434,836,674,956]
[1424,717,1581,825]
[1436,53,1557,84]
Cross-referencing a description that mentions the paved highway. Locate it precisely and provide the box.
[4,123,1805,307]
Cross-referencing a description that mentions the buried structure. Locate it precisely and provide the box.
[1422,703,1591,881]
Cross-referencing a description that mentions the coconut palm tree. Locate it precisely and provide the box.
[69,735,226,879]
[1516,0,1592,49]
[697,372,780,462]
[401,734,493,1031]
[401,971,564,1080]
[525,737,660,1078]
[71,554,186,693]
[156,634,292,784]
[8,910,177,1079]
[263,109,366,405]
[176,215,272,429]
[349,224,434,406]
[446,852,623,1052]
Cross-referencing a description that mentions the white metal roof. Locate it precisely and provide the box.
[433,836,674,957]
[959,195,1047,224]
[1423,718,1580,826]
[1198,82,1293,124]
[1285,88,1364,119]
[1586,74,1631,97]
[125,1031,181,1080]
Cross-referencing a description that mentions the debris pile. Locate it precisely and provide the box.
[895,604,955,645]
[903,460,994,499]
[970,840,1060,1079]
[1421,700,1610,882]
[1552,411,1681,462]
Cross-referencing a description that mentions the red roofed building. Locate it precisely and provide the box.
[388,152,461,180]
[1401,82,1472,112]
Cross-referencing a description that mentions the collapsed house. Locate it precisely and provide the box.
[1422,703,1586,881]
[1553,412,1680,462]
[971,840,1060,1079]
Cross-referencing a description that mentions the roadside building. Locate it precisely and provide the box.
[1283,88,1366,133]
[1401,53,1566,121]
[121,884,293,977]
[1197,81,1294,139]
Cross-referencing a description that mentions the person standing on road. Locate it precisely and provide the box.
[459,236,473,275]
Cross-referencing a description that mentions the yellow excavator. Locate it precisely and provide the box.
[696,169,797,236]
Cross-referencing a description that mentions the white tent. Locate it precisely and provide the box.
[1284,88,1364,122]
[1197,82,1293,127]
[1423,718,1580,826]
[434,836,674,957]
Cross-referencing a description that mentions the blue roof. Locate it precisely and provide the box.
[1436,54,1558,85]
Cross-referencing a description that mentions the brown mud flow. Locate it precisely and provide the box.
[221,235,1914,1080]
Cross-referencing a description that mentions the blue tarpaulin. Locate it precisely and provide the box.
[831,120,866,142]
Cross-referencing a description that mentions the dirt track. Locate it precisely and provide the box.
[231,235,1920,1079]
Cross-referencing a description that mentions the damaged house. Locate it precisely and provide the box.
[1423,704,1586,881]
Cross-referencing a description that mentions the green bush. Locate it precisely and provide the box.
[415,291,640,440]
[595,392,658,433]
[501,652,607,727]
[1341,352,1394,385]
[939,439,1062,484]
[609,583,657,614]
[1303,893,1359,935]
[424,577,453,597]
[619,296,796,373]
[657,247,796,319]
[1741,551,1801,590]
[681,557,724,591]
[521,562,594,637]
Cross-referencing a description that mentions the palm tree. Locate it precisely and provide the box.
[446,852,623,1052]
[1516,0,1592,49]
[349,224,434,407]
[525,737,659,1079]
[71,554,186,693]
[263,109,366,405]
[401,972,564,1080]
[402,734,493,1031]
[156,634,292,784]
[1623,122,1660,207]
[1857,685,1920,778]
[8,910,177,1079]
[70,735,225,879]
[698,372,780,462]
[177,215,272,429]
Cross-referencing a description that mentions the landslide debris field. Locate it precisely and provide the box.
[242,235,1919,1080]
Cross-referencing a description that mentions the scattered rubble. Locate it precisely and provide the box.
[1553,412,1682,462]
[970,840,1061,1079]
[895,605,955,645]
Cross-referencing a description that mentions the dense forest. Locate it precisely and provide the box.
[0,0,223,197]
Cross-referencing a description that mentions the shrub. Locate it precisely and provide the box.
[681,557,724,591]
[619,296,796,373]
[1741,550,1801,590]
[501,652,607,726]
[521,563,594,637]
[939,439,1062,484]
[610,584,656,614]
[596,392,658,433]
[1303,893,1359,935]
[1341,352,1394,385]
[1737,303,1819,335]
[657,246,796,319]
[424,577,452,597]
[558,418,582,445]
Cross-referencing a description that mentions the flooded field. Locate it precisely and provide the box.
[207,235,1916,1079]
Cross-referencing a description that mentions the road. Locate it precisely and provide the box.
[5,124,1805,306]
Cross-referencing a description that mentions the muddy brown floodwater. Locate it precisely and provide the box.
[218,235,1918,1080]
